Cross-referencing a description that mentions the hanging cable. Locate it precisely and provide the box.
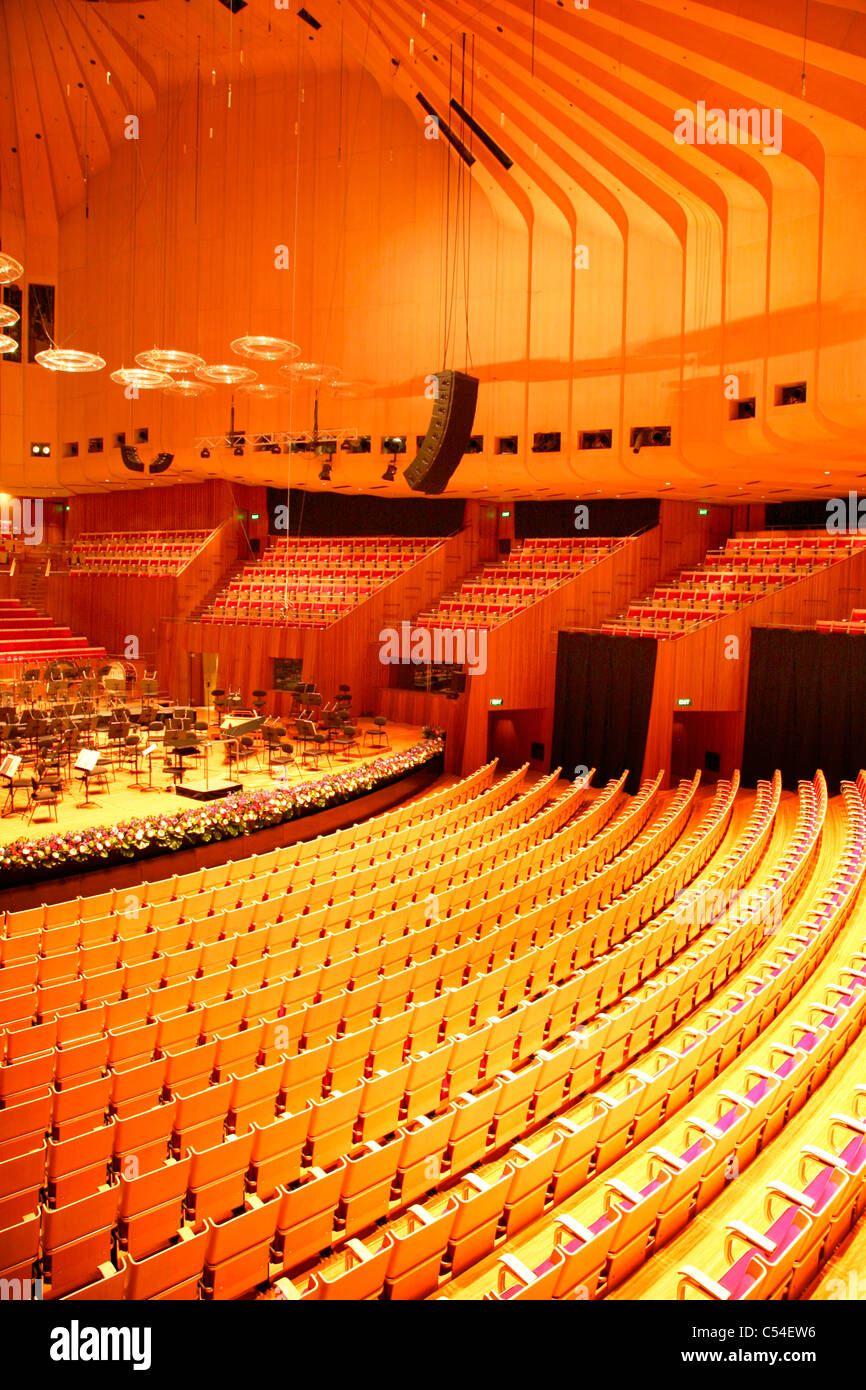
[338,16,344,167]
[442,43,457,370]
[284,14,305,603]
[194,37,201,225]
[316,2,374,372]
[161,57,171,348]
[801,0,810,96]
[461,33,475,374]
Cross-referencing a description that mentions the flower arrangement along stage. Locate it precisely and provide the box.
[0,738,445,888]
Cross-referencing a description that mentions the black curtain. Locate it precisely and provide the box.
[763,500,827,530]
[267,488,465,538]
[743,629,866,793]
[515,498,660,539]
[551,632,658,793]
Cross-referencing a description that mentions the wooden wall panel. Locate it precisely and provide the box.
[656,500,733,579]
[46,571,177,665]
[158,619,315,713]
[5,3,866,504]
[67,479,242,539]
[378,688,469,766]
[172,519,248,622]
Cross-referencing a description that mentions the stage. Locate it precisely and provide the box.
[0,719,429,851]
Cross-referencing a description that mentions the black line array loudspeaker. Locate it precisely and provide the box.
[404,371,479,494]
[120,445,145,473]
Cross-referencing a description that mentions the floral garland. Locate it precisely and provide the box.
[0,738,444,888]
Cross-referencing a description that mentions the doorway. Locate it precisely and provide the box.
[671,711,740,784]
[487,709,548,770]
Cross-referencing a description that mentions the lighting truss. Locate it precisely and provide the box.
[194,428,359,451]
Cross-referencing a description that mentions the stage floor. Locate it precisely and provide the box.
[0,719,429,851]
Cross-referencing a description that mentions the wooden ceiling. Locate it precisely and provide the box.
[2,1,865,502]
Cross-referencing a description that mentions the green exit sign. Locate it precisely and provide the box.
[490,698,504,707]
[500,510,511,518]
[251,512,260,521]
[677,697,692,707]
[698,507,708,516]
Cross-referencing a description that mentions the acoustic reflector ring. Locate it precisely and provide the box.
[136,348,205,373]
[235,383,289,398]
[163,377,215,398]
[329,379,370,397]
[0,304,19,328]
[110,367,174,389]
[36,348,106,373]
[0,254,23,285]
[230,336,300,361]
[0,334,17,354]
[195,363,258,385]
[278,361,341,384]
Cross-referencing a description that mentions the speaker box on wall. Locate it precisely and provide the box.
[404,371,479,494]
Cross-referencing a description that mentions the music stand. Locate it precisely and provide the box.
[0,753,25,818]
[74,747,101,808]
[137,743,160,793]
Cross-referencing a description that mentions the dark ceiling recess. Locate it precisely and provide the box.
[298,7,321,28]
[216,0,248,13]
[580,430,613,450]
[449,99,513,170]
[415,94,476,167]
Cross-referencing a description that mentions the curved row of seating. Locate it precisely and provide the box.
[284,775,792,1297]
[0,766,699,1298]
[1,760,502,937]
[461,777,865,1299]
[4,763,862,1301]
[679,1082,866,1302]
[0,761,593,1295]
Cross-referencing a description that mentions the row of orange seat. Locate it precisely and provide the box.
[284,771,824,1298]
[5,758,861,1301]
[69,530,212,577]
[417,538,623,632]
[604,533,864,639]
[456,774,861,1300]
[202,535,439,628]
[0,761,684,1298]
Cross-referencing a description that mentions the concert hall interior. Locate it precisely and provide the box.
[2,0,866,1320]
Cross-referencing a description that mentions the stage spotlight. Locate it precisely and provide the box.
[233,445,244,457]
[382,463,397,481]
[271,443,281,454]
[631,426,670,453]
[319,462,332,482]
[200,447,210,459]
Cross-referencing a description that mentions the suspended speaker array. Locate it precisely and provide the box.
[120,445,174,475]
[404,371,479,495]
